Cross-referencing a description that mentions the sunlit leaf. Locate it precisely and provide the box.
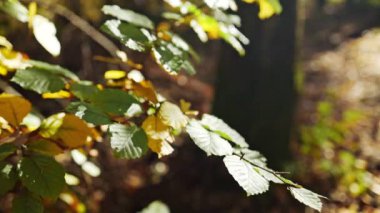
[28,60,79,81]
[18,155,65,198]
[200,114,249,148]
[104,70,126,80]
[32,15,61,56]
[21,113,41,131]
[102,5,154,30]
[101,19,152,52]
[179,99,198,116]
[142,115,171,141]
[0,36,13,49]
[0,94,31,127]
[0,162,17,195]
[66,102,112,125]
[11,68,65,94]
[288,187,323,212]
[140,200,170,213]
[186,120,233,156]
[132,80,158,103]
[152,40,195,75]
[39,113,64,138]
[12,192,43,213]
[0,48,29,74]
[42,90,71,99]
[0,0,28,23]
[148,137,174,158]
[109,124,148,159]
[223,155,269,195]
[28,2,37,29]
[26,140,63,156]
[205,0,237,11]
[158,101,188,130]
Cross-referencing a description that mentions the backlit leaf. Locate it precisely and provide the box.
[148,137,174,158]
[142,115,171,141]
[39,113,65,138]
[223,155,269,195]
[18,155,65,198]
[104,70,126,80]
[132,80,158,103]
[288,187,323,212]
[28,2,37,29]
[186,120,233,156]
[55,114,92,148]
[109,124,148,159]
[0,94,31,127]
[200,114,248,148]
[101,19,152,52]
[158,101,188,130]
[12,192,43,213]
[102,5,154,30]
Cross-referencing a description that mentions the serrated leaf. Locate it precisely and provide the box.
[0,0,28,23]
[0,143,17,161]
[201,114,248,148]
[18,155,65,198]
[0,162,17,195]
[152,40,195,75]
[11,68,65,94]
[101,19,151,52]
[12,191,43,213]
[186,120,233,156]
[26,140,63,156]
[0,94,31,127]
[66,102,112,125]
[109,124,148,159]
[142,115,171,141]
[32,15,61,56]
[92,89,139,116]
[223,155,269,195]
[140,200,170,213]
[28,60,79,81]
[158,102,188,130]
[288,187,323,212]
[102,5,154,30]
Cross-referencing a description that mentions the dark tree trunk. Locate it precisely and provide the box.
[212,0,298,168]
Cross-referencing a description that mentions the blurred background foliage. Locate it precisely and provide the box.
[2,0,380,212]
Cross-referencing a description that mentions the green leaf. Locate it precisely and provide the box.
[223,155,269,195]
[26,140,63,156]
[0,0,28,23]
[92,89,139,116]
[11,68,65,94]
[101,19,152,52]
[70,81,99,102]
[102,5,154,30]
[18,155,65,198]
[152,40,195,75]
[201,114,249,148]
[0,143,17,161]
[12,192,43,213]
[109,124,148,159]
[0,162,17,195]
[28,60,79,81]
[186,120,233,156]
[140,200,170,213]
[66,102,112,125]
[288,187,323,212]
[39,113,64,138]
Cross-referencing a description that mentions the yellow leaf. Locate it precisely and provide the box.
[133,80,158,103]
[0,66,7,76]
[148,137,174,158]
[55,114,92,148]
[0,48,29,74]
[180,99,199,116]
[158,102,188,130]
[42,90,71,99]
[0,94,31,127]
[104,70,126,80]
[142,115,171,141]
[28,2,37,29]
[258,0,276,19]
[0,36,13,49]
